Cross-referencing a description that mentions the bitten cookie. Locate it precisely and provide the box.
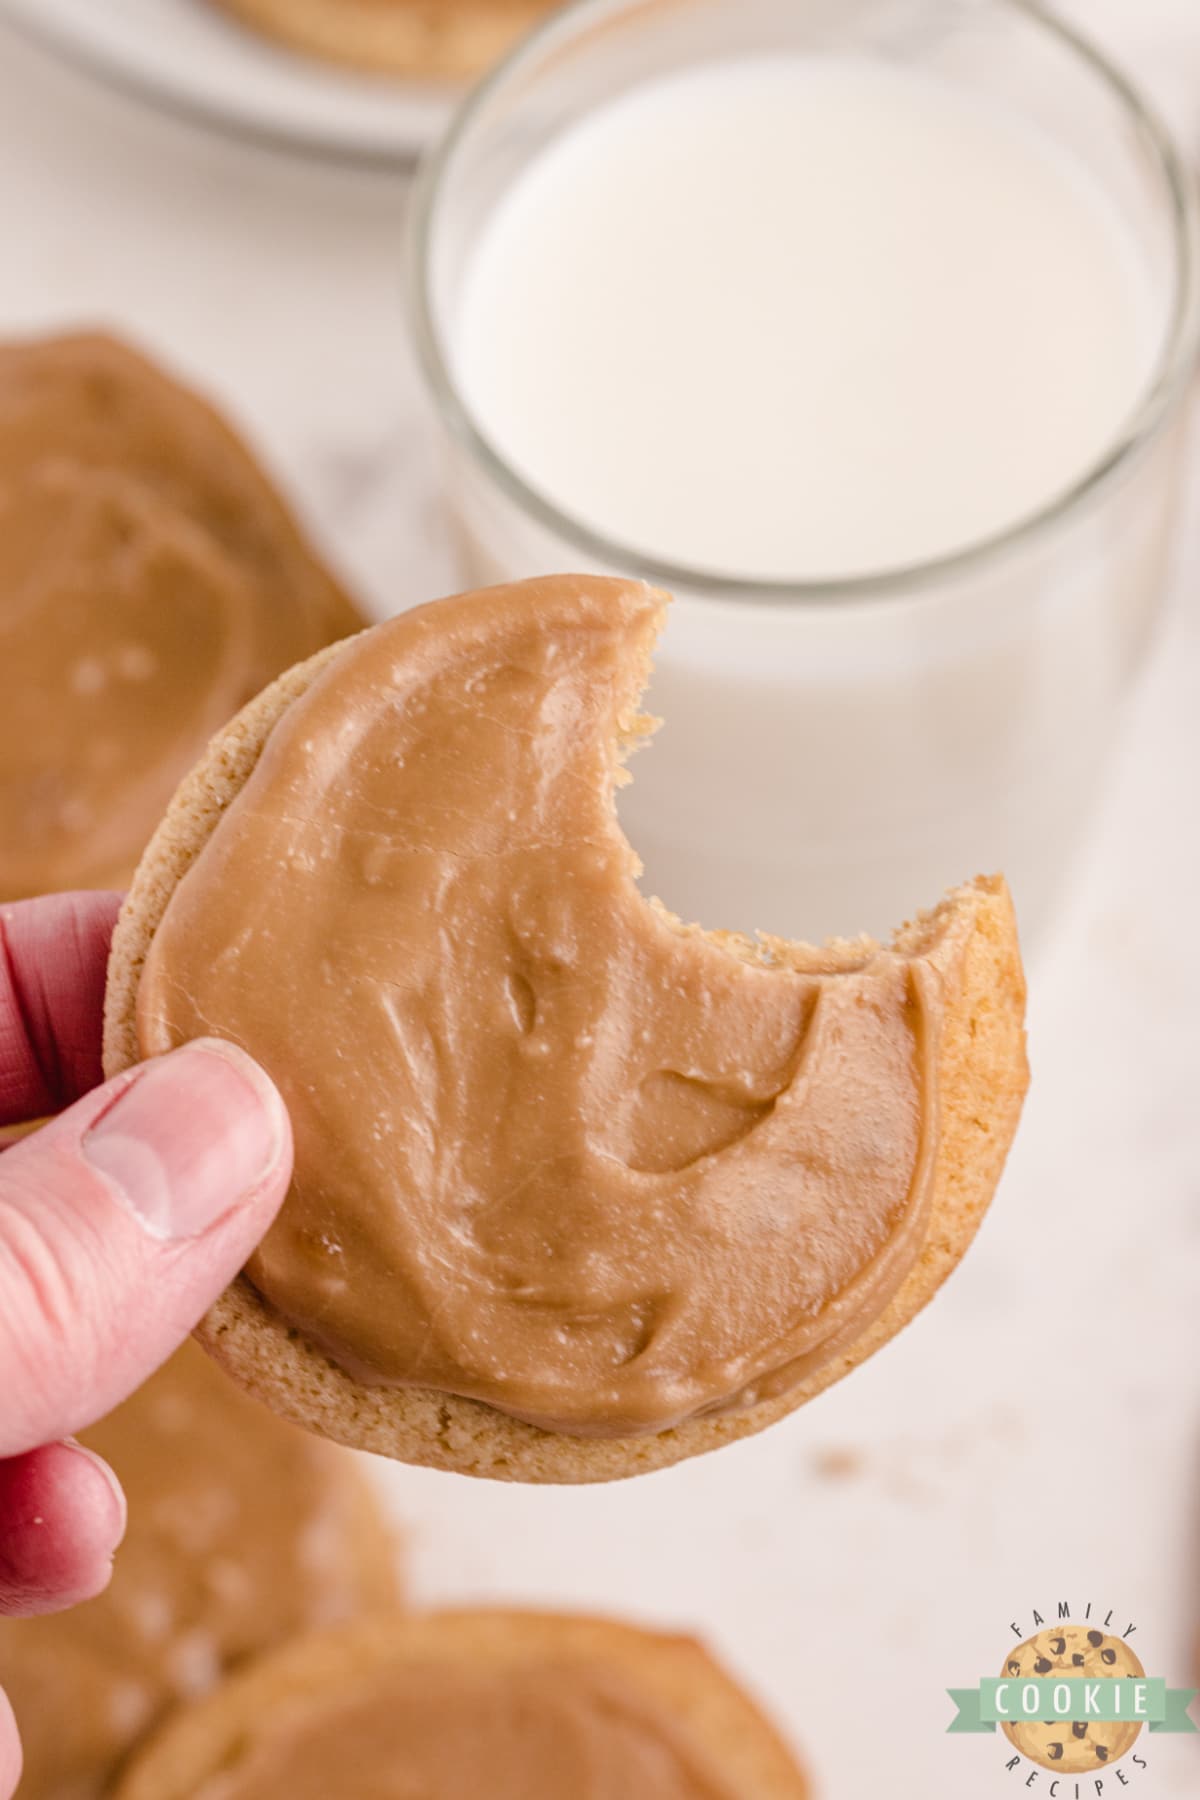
[0,1342,400,1800]
[1000,1628,1146,1773]
[113,1610,810,1800]
[104,576,1029,1484]
[206,0,555,80]
[0,331,363,899]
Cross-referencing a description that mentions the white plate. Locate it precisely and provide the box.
[0,0,458,164]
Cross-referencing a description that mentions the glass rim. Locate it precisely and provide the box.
[408,0,1200,609]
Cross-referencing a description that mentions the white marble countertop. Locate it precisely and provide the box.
[0,10,1197,1798]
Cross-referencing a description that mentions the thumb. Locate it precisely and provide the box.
[0,1038,291,1457]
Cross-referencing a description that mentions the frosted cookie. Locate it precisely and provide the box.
[0,331,363,899]
[113,1610,809,1800]
[1000,1627,1146,1773]
[0,1342,399,1800]
[104,575,1029,1484]
[206,0,554,81]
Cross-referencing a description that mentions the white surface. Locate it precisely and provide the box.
[456,55,1157,579]
[0,11,1195,1800]
[0,0,454,163]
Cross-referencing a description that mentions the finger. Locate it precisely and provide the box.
[0,1686,18,1800]
[0,1440,126,1618]
[0,1038,291,1457]
[0,893,123,1127]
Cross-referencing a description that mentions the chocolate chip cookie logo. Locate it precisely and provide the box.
[948,1605,1197,1787]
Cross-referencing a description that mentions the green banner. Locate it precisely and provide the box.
[948,1679,1198,1735]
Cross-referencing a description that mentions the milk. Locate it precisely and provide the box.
[434,52,1189,943]
[454,58,1156,581]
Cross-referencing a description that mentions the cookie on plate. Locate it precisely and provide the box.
[104,575,1028,1484]
[207,0,556,81]
[113,1609,809,1800]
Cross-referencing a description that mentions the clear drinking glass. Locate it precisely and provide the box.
[408,0,1199,944]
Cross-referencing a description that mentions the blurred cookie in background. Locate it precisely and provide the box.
[205,0,557,80]
[0,1341,401,1800]
[0,332,364,901]
[114,1609,810,1800]
[0,463,262,898]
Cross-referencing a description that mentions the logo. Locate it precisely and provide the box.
[948,1603,1197,1788]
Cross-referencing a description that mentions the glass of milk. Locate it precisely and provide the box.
[408,0,1199,945]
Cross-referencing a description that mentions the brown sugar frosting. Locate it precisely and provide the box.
[0,332,362,900]
[109,575,1028,1470]
[0,464,258,896]
[0,1341,399,1800]
[0,334,361,665]
[113,1612,810,1800]
[177,1662,735,1800]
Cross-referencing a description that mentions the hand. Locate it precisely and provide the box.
[0,893,292,1800]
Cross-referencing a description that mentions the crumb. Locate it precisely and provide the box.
[811,1447,864,1481]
